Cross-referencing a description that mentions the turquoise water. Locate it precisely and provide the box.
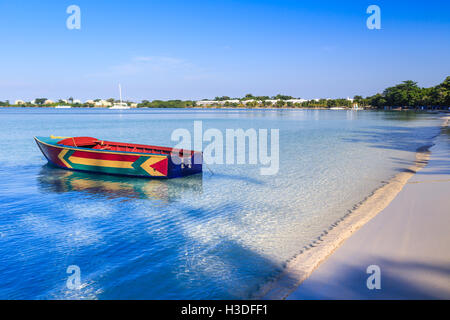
[0,108,442,299]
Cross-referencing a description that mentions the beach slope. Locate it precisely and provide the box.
[288,125,450,299]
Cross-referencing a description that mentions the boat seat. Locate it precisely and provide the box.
[92,144,109,149]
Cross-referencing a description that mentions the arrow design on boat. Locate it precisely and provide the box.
[57,149,168,177]
[138,156,168,177]
[58,149,72,168]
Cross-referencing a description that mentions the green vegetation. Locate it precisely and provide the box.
[34,98,48,105]
[273,94,294,100]
[364,77,450,108]
[137,100,196,108]
[214,96,232,101]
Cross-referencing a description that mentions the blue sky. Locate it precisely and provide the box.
[0,0,449,101]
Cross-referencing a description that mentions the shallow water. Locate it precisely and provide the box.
[0,108,442,299]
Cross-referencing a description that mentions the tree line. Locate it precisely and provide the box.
[359,77,450,108]
[1,76,448,109]
[137,100,196,108]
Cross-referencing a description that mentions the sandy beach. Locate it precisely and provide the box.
[286,116,450,299]
[259,115,450,300]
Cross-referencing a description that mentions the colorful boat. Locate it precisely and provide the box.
[35,136,202,178]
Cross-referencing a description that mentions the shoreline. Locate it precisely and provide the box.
[1,106,449,112]
[256,114,449,300]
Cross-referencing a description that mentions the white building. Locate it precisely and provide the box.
[196,99,308,106]
[241,99,263,105]
[44,99,54,105]
[14,100,25,105]
[94,100,112,107]
[196,100,218,106]
[286,99,307,104]
[224,99,240,104]
[216,99,241,105]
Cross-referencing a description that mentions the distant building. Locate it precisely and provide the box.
[85,100,95,104]
[14,100,25,105]
[130,103,138,108]
[214,99,241,105]
[196,100,218,106]
[94,100,112,107]
[224,99,240,104]
[73,99,81,104]
[286,99,307,104]
[241,99,263,105]
[44,99,54,105]
[196,98,309,106]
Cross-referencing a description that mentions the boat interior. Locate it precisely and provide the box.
[57,136,194,156]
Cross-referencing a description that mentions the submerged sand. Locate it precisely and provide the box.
[258,115,450,300]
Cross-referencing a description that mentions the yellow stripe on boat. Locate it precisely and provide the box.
[58,149,73,168]
[69,156,134,169]
[50,135,71,140]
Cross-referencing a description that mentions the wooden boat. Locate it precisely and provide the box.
[35,136,202,178]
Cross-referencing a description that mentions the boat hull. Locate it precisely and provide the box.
[35,137,202,179]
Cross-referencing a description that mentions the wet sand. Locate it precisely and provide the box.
[259,116,450,300]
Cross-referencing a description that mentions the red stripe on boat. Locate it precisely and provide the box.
[151,158,168,176]
[71,150,140,162]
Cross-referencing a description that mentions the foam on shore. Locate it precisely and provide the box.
[256,114,449,300]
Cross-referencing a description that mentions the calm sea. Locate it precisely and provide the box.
[0,108,442,299]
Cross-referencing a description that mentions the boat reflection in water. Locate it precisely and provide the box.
[37,165,203,202]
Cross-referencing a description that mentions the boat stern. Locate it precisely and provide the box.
[168,151,203,178]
